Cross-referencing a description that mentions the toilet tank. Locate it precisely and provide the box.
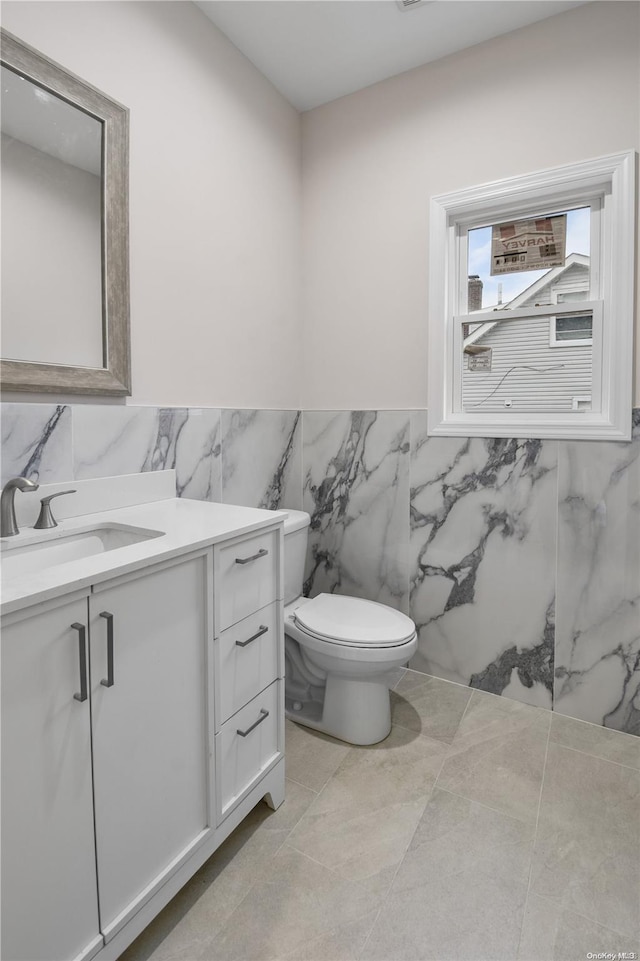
[282,509,310,605]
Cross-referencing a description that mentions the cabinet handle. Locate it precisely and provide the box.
[235,548,268,565]
[237,708,269,738]
[100,611,114,688]
[235,624,268,648]
[71,623,88,703]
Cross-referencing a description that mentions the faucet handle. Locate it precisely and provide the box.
[34,490,77,530]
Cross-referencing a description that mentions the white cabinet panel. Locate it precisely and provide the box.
[216,529,279,630]
[1,595,102,961]
[216,601,280,726]
[89,554,210,941]
[216,680,281,821]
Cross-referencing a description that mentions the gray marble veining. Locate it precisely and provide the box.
[554,410,640,735]
[152,409,222,502]
[220,410,301,511]
[73,406,223,502]
[1,403,72,485]
[409,411,557,708]
[302,410,410,611]
[73,405,162,479]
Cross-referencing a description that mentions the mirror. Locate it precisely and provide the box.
[0,29,130,395]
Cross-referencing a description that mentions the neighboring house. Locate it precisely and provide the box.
[462,253,592,412]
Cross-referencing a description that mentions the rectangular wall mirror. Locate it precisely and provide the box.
[0,29,131,395]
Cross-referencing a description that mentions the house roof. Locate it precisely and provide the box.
[463,252,590,349]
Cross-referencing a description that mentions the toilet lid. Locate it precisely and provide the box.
[294,593,416,647]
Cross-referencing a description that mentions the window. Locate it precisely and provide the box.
[428,152,635,440]
[551,313,593,347]
[550,283,593,347]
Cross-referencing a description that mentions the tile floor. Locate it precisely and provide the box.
[122,671,640,961]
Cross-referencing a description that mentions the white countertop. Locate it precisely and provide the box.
[1,497,285,616]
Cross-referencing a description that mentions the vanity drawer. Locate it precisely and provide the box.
[216,528,279,630]
[216,602,280,727]
[215,680,281,822]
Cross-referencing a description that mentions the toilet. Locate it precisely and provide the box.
[282,509,417,745]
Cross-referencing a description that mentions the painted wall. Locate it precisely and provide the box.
[301,2,640,410]
[0,1,302,409]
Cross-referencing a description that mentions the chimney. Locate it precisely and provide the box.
[468,275,483,312]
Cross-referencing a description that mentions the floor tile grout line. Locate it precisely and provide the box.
[271,827,411,961]
[279,906,380,961]
[388,717,458,749]
[553,902,640,945]
[433,717,550,794]
[356,782,438,961]
[552,710,640,743]
[457,685,477,727]
[404,670,640,751]
[549,739,640,773]
[188,762,344,956]
[422,784,540,827]
[356,717,463,959]
[515,709,553,960]
[282,772,321,794]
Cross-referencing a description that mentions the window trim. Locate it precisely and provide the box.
[428,151,635,441]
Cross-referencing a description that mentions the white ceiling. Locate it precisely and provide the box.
[195,0,589,112]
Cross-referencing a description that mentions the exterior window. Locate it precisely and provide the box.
[428,152,635,440]
[550,284,593,347]
[552,314,593,346]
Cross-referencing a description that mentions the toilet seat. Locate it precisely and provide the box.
[293,593,416,649]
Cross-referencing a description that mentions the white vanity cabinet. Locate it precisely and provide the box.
[1,502,285,961]
[1,550,211,961]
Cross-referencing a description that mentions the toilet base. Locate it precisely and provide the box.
[285,672,392,746]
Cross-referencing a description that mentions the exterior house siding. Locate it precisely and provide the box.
[463,257,592,412]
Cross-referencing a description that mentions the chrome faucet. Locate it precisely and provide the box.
[1,476,40,537]
[34,490,77,529]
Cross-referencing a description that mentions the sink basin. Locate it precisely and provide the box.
[1,524,164,579]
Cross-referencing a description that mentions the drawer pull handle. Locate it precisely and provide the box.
[71,623,88,703]
[235,548,268,565]
[236,625,269,648]
[100,611,115,688]
[237,708,269,738]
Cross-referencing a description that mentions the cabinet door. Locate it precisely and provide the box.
[1,595,102,961]
[89,553,211,941]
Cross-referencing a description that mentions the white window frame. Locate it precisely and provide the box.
[428,151,636,440]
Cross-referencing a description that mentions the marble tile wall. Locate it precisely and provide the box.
[302,411,410,611]
[408,411,557,710]
[2,402,638,736]
[554,409,640,736]
[301,409,640,738]
[0,404,302,511]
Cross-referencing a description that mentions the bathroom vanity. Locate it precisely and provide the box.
[0,473,285,961]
